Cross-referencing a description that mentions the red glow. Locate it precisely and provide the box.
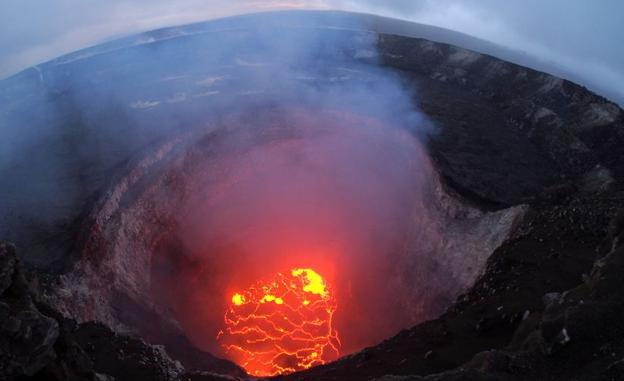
[148,108,435,374]
[217,268,340,376]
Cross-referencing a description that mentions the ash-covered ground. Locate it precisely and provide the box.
[1,11,624,381]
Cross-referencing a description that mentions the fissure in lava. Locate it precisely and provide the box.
[217,268,340,376]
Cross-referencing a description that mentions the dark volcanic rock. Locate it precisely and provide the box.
[0,242,17,294]
[72,321,183,381]
[181,372,244,381]
[377,33,624,207]
[0,240,244,381]
[0,241,59,379]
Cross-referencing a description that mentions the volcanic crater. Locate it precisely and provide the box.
[1,10,624,381]
[48,104,523,377]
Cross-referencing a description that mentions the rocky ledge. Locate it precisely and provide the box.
[0,241,243,381]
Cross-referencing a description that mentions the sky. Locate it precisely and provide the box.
[1,0,623,103]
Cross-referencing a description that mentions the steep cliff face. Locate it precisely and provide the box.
[0,11,623,381]
[376,34,623,207]
[0,240,242,381]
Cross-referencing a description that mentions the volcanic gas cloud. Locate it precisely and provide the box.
[150,107,437,376]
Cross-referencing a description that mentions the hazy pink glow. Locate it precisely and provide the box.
[151,108,438,361]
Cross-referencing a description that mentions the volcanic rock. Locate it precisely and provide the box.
[0,240,193,381]
[0,241,59,378]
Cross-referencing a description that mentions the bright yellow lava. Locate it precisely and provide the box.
[231,293,245,306]
[217,267,340,376]
[261,294,284,304]
[291,268,328,298]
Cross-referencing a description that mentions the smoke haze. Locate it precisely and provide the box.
[130,25,439,355]
[1,1,622,104]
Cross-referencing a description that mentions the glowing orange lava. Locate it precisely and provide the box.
[217,268,340,376]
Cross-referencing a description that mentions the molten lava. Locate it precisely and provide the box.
[217,268,340,376]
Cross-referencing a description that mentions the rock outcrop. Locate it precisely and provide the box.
[0,240,234,381]
[1,241,59,378]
